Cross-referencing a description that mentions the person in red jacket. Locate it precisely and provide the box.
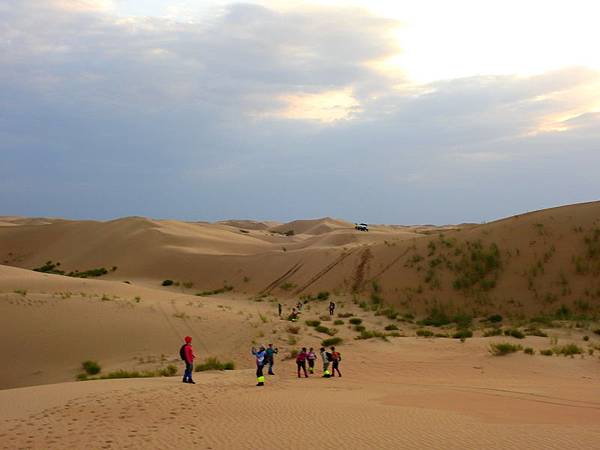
[182,336,196,384]
[296,347,309,378]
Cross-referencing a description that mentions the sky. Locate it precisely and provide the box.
[1,0,599,224]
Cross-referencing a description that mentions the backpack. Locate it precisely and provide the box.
[179,344,188,361]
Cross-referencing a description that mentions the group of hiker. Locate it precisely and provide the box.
[252,344,341,386]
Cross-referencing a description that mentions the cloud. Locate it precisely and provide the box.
[1,2,599,223]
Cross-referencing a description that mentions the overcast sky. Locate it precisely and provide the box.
[1,0,599,224]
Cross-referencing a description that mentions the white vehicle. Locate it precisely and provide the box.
[355,223,369,232]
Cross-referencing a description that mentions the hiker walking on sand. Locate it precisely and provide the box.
[328,301,336,316]
[180,336,196,384]
[296,347,309,378]
[307,347,317,374]
[266,343,278,375]
[252,345,267,386]
[320,347,331,378]
[330,346,342,377]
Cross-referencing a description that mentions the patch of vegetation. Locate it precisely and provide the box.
[486,314,503,323]
[418,307,451,327]
[489,342,522,356]
[384,324,398,331]
[452,313,473,329]
[305,320,321,327]
[349,317,363,325]
[503,328,525,339]
[452,329,473,339]
[279,282,296,291]
[553,344,583,356]
[162,279,174,286]
[321,337,343,347]
[157,364,178,376]
[483,328,503,337]
[196,285,233,296]
[13,289,27,296]
[356,330,388,341]
[451,241,501,292]
[33,260,64,275]
[540,349,554,356]
[354,325,366,332]
[315,325,337,336]
[195,357,235,371]
[67,267,109,278]
[523,347,535,355]
[416,329,434,337]
[316,291,330,301]
[82,360,101,375]
[524,327,547,337]
[334,319,344,325]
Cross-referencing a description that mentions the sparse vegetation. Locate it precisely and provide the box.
[487,314,503,323]
[483,328,503,337]
[305,320,321,327]
[334,319,344,325]
[316,291,330,301]
[286,325,300,334]
[349,318,363,325]
[553,344,583,356]
[195,357,235,371]
[489,342,522,356]
[196,285,233,296]
[162,279,174,286]
[321,337,343,346]
[279,282,296,291]
[384,324,398,331]
[523,347,535,355]
[503,328,525,339]
[452,329,473,339]
[540,349,554,356]
[315,325,337,336]
[356,330,388,341]
[82,360,101,375]
[416,329,434,337]
[418,307,451,327]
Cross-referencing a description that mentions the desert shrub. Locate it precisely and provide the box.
[354,325,366,332]
[196,357,235,371]
[487,314,503,323]
[334,319,344,325]
[452,329,473,339]
[489,342,522,356]
[315,325,331,334]
[286,325,300,334]
[523,347,535,355]
[14,289,27,296]
[434,333,449,338]
[583,335,590,341]
[321,337,342,347]
[540,349,553,356]
[554,305,572,320]
[593,328,600,335]
[182,281,194,289]
[349,318,363,325]
[419,307,451,327]
[68,268,109,278]
[162,279,174,286]
[416,329,434,337]
[82,360,101,375]
[338,312,353,318]
[356,330,388,341]
[553,344,583,356]
[452,313,473,329]
[483,328,503,337]
[451,241,501,291]
[384,324,398,331]
[503,328,525,339]
[317,291,330,301]
[524,327,547,337]
[376,307,399,320]
[305,320,321,327]
[196,285,233,296]
[158,365,178,376]
[33,260,65,275]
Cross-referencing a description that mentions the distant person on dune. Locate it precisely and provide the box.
[296,347,309,378]
[278,303,282,317]
[252,345,266,386]
[320,347,331,378]
[328,301,336,316]
[266,343,278,375]
[330,346,342,377]
[307,347,317,374]
[180,336,196,384]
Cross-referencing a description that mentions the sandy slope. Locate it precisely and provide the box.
[1,338,599,450]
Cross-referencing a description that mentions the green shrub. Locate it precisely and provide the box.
[82,360,101,375]
[349,318,363,325]
[503,328,525,339]
[334,319,344,325]
[553,344,583,356]
[419,307,451,327]
[354,325,366,332]
[196,285,233,296]
[305,320,321,327]
[524,327,547,337]
[68,268,109,278]
[317,291,330,301]
[162,279,174,286]
[483,328,503,337]
[100,370,155,379]
[540,349,553,356]
[384,324,398,331]
[33,261,65,275]
[158,365,178,376]
[356,330,388,341]
[195,357,235,371]
[487,314,503,323]
[416,329,434,337]
[583,335,590,341]
[593,328,600,336]
[489,342,522,356]
[321,337,343,346]
[434,333,449,338]
[452,329,473,339]
[452,313,473,329]
[523,347,535,355]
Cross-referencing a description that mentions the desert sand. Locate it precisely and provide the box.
[1,202,599,449]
